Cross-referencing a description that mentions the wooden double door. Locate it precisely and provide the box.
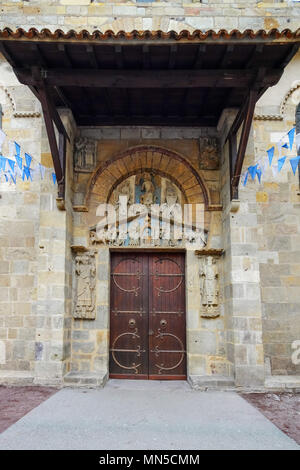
[109,252,186,380]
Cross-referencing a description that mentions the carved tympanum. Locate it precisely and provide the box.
[74,252,96,319]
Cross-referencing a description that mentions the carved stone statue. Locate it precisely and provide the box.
[74,252,96,319]
[199,256,220,318]
[199,137,220,170]
[74,137,97,172]
[140,173,155,206]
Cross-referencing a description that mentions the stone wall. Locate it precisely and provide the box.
[0,1,299,33]
[229,50,300,379]
[0,55,76,385]
[0,73,42,383]
[253,52,300,376]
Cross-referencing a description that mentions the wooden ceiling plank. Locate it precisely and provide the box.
[115,45,124,69]
[57,44,73,68]
[193,44,206,69]
[219,45,234,69]
[86,45,99,69]
[168,44,178,69]
[245,44,263,69]
[142,45,151,69]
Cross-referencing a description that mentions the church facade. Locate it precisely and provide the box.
[0,1,299,390]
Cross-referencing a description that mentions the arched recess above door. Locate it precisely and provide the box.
[85,145,215,211]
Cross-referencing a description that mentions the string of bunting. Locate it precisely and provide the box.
[0,129,57,186]
[241,127,300,187]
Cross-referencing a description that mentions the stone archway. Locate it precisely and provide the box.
[85,145,210,211]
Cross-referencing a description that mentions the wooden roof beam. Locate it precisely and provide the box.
[219,45,234,68]
[231,89,258,199]
[15,68,283,89]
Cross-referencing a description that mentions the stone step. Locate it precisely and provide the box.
[188,375,235,390]
[265,375,300,392]
[64,372,108,388]
[0,371,34,386]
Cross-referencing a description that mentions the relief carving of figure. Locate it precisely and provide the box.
[140,173,155,206]
[74,253,96,319]
[74,137,96,172]
[199,137,220,170]
[199,256,220,318]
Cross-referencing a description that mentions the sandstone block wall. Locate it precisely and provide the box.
[0,1,299,33]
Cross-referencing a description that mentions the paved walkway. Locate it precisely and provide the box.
[0,380,298,450]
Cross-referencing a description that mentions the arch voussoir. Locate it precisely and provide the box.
[86,145,210,209]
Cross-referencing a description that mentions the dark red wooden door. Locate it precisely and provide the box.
[149,253,186,379]
[109,252,186,380]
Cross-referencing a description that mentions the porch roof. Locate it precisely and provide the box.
[0,27,299,127]
[0,28,299,200]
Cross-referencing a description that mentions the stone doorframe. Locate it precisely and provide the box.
[67,245,234,388]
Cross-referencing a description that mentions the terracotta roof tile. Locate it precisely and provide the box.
[0,27,299,42]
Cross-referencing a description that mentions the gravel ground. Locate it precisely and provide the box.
[0,386,58,433]
[241,393,300,445]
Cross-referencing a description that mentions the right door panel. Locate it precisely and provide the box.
[148,253,187,380]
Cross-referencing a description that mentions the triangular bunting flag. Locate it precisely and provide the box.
[52,172,57,185]
[267,147,275,166]
[8,159,15,173]
[289,156,300,175]
[25,153,32,168]
[15,155,22,170]
[248,164,258,181]
[288,128,295,150]
[256,167,262,183]
[243,172,248,186]
[39,163,45,179]
[0,155,7,172]
[14,142,20,158]
[282,143,289,149]
[276,142,282,158]
[296,133,300,153]
[278,156,287,172]
[22,166,32,181]
[0,129,6,153]
[9,170,16,184]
